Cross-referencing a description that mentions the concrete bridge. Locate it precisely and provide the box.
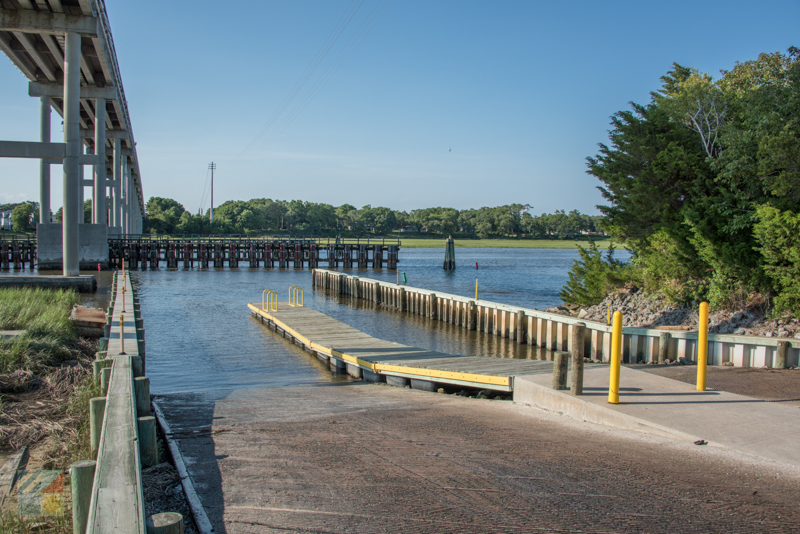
[0,0,144,275]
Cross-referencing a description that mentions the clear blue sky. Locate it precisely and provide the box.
[1,0,798,216]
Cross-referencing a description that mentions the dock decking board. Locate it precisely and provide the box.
[248,302,574,391]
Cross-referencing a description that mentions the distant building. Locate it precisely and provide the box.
[0,210,12,231]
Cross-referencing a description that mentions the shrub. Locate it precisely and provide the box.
[754,205,800,315]
[560,242,634,306]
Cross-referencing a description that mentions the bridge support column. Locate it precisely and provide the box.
[113,137,122,232]
[62,31,81,276]
[92,98,106,225]
[39,96,51,223]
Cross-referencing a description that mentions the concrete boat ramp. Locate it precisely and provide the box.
[246,301,578,392]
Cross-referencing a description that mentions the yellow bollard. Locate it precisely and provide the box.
[697,301,709,391]
[475,278,478,301]
[608,311,623,404]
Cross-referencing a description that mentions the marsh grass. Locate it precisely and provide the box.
[0,288,79,374]
[0,509,70,534]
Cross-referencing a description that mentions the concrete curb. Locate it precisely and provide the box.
[512,376,702,443]
[0,275,96,292]
[152,400,215,534]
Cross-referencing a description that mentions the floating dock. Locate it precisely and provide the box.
[248,302,584,392]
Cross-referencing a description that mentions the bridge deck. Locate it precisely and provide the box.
[247,303,566,391]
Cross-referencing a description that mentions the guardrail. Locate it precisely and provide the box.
[262,289,278,311]
[289,286,304,307]
[312,269,800,368]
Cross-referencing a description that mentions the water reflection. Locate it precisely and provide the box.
[123,248,624,395]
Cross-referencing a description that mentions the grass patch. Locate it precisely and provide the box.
[397,238,614,249]
[0,288,79,374]
[0,509,70,534]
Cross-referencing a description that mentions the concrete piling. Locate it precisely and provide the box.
[70,459,96,534]
[552,351,569,390]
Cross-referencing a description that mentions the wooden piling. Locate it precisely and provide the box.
[467,301,477,331]
[135,376,151,417]
[570,323,586,395]
[100,367,111,395]
[146,512,184,534]
[90,397,106,453]
[131,355,143,378]
[776,340,790,369]
[516,310,526,344]
[552,351,569,390]
[137,416,158,468]
[658,332,670,364]
[70,459,96,534]
[443,236,456,270]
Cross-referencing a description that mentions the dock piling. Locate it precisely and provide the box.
[570,323,586,395]
[552,351,569,390]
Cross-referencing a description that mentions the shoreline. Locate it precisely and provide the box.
[397,238,613,249]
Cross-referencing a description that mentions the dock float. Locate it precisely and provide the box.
[248,302,576,392]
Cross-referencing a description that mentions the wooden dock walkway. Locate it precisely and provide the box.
[247,302,585,391]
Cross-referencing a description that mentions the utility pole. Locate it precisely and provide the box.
[209,162,216,225]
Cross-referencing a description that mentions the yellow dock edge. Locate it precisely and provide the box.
[248,303,511,388]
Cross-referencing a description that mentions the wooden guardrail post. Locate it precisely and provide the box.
[399,287,405,311]
[570,323,586,395]
[552,351,569,390]
[70,459,96,534]
[89,397,106,453]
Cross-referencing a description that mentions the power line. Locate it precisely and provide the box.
[236,0,365,161]
[232,0,394,164]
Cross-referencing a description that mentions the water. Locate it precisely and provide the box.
[130,247,629,395]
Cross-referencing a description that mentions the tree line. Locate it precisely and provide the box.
[144,197,604,239]
[562,47,800,315]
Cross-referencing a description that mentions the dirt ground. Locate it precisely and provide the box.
[157,381,800,534]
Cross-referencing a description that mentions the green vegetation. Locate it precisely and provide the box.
[0,288,79,373]
[144,196,604,240]
[566,47,800,313]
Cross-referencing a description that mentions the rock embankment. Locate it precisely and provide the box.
[547,288,800,339]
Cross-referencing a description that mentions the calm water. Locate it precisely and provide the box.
[129,248,629,395]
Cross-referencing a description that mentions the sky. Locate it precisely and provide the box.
[1,0,798,216]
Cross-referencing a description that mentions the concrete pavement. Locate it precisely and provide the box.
[514,366,800,468]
